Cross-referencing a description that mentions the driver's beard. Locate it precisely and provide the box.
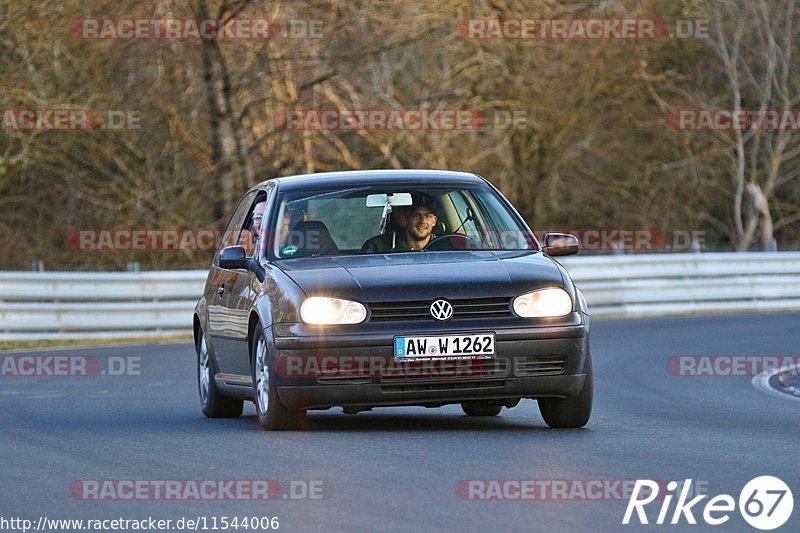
[409,226,430,241]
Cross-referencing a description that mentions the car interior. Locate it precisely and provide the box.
[273,189,499,259]
[285,220,340,258]
[287,193,463,257]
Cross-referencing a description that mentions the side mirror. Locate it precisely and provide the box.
[542,233,579,256]
[219,245,249,270]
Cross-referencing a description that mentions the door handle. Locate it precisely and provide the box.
[217,285,225,296]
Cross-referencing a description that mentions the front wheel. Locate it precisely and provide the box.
[197,328,243,418]
[252,326,306,430]
[538,357,593,428]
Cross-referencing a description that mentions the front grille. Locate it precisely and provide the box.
[381,358,508,381]
[314,356,567,383]
[316,357,509,384]
[369,297,513,322]
[513,355,567,377]
[381,380,507,393]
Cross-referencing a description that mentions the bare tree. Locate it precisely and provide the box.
[706,0,800,250]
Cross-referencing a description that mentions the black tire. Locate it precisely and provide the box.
[197,327,244,418]
[461,401,503,417]
[252,326,306,430]
[538,356,593,428]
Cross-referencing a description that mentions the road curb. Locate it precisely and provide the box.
[751,362,800,402]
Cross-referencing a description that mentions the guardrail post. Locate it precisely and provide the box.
[767,239,778,252]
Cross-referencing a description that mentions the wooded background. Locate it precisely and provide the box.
[2,0,799,269]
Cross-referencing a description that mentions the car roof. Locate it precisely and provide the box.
[252,169,486,192]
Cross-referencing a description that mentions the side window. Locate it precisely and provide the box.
[241,191,269,258]
[449,191,480,240]
[215,191,258,263]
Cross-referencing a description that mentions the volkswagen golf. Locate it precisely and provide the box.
[193,170,592,430]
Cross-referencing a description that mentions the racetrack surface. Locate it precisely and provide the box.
[1,314,798,532]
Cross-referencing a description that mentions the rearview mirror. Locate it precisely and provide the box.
[219,245,249,270]
[542,233,579,256]
[365,194,387,207]
[366,192,413,207]
[388,193,413,206]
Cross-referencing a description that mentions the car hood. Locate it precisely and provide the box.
[275,251,565,302]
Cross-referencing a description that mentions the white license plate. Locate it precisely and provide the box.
[394,333,495,359]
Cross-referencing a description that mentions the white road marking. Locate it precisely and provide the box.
[751,362,800,402]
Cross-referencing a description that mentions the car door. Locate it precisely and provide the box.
[207,191,258,376]
[222,190,271,378]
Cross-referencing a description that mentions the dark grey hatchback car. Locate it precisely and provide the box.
[194,170,592,430]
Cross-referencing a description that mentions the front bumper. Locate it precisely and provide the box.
[268,312,590,410]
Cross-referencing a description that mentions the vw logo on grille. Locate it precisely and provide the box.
[429,299,454,321]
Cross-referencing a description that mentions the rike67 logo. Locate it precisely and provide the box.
[623,477,794,530]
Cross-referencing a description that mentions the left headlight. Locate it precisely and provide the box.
[513,288,573,318]
[300,297,368,325]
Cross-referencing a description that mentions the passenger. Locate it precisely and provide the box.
[249,201,266,257]
[360,207,408,253]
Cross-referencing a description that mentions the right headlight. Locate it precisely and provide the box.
[513,288,573,318]
[300,297,367,325]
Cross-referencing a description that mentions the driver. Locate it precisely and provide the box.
[392,202,438,251]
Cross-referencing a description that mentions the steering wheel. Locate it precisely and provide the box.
[424,233,481,251]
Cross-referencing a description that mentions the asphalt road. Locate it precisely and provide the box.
[1,314,798,532]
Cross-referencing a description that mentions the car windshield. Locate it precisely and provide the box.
[270,183,536,259]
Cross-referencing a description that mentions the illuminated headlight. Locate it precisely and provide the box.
[513,288,572,318]
[300,297,367,325]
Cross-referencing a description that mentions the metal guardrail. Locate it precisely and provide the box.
[1,253,799,341]
[0,271,207,341]
[558,252,800,317]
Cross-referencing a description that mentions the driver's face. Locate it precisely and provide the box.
[406,207,436,241]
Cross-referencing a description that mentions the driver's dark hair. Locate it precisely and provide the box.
[409,201,437,216]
